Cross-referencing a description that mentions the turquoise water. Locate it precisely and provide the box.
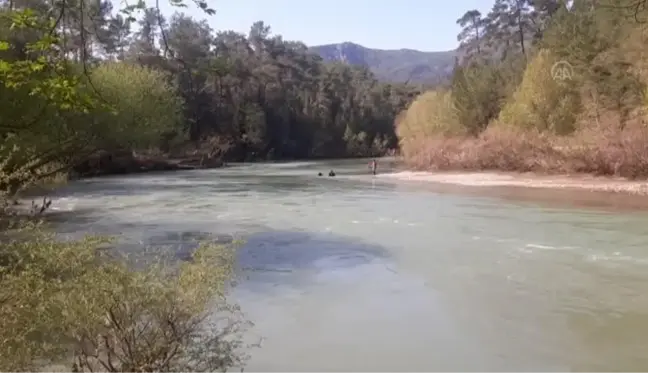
[48,159,648,371]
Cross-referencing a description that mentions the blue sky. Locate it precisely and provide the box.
[153,0,494,52]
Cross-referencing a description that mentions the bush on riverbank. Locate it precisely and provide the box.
[397,1,648,179]
[399,122,648,179]
[0,223,249,372]
[0,144,246,372]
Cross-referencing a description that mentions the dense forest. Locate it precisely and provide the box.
[397,0,648,179]
[1,0,421,187]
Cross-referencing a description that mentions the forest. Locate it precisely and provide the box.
[397,0,648,179]
[1,0,420,186]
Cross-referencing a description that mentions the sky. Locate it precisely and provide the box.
[153,0,494,52]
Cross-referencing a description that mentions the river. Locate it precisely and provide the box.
[46,158,648,371]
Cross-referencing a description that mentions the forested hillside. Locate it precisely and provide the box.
[310,42,456,84]
[397,0,648,179]
[0,0,421,186]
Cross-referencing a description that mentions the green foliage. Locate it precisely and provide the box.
[450,61,510,135]
[396,90,464,143]
[539,2,645,126]
[0,3,191,188]
[0,226,247,372]
[498,49,581,135]
[87,62,184,149]
[0,9,101,192]
[133,15,416,160]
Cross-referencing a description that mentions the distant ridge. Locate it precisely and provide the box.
[309,42,456,84]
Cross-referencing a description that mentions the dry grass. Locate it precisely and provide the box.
[400,121,648,180]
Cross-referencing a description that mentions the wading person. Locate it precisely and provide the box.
[368,159,378,175]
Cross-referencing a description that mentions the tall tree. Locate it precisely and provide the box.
[457,10,485,59]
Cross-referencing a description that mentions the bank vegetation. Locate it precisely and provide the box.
[396,0,648,179]
[0,0,310,369]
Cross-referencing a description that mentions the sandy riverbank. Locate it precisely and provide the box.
[379,171,648,196]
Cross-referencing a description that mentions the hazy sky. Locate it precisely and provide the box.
[152,0,494,52]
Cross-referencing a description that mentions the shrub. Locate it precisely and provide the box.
[396,90,464,157]
[0,226,248,372]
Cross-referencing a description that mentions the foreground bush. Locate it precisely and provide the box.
[1,10,249,372]
[0,226,248,372]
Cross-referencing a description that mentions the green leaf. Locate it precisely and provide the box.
[0,41,9,51]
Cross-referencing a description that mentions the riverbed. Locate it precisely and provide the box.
[46,159,648,371]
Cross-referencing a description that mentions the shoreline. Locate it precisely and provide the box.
[71,152,226,179]
[378,170,648,196]
[73,152,391,180]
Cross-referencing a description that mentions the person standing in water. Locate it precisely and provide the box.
[369,159,378,175]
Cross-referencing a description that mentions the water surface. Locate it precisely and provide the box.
[48,159,648,371]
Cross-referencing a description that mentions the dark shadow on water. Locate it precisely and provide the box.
[46,206,393,294]
[235,230,392,294]
[52,221,392,294]
[238,230,389,271]
[132,229,392,293]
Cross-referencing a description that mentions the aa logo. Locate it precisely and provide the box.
[551,60,573,81]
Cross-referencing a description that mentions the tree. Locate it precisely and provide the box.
[396,90,463,144]
[498,49,581,134]
[87,62,183,150]
[457,10,485,59]
[450,61,509,135]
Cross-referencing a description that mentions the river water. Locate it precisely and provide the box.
[46,159,648,371]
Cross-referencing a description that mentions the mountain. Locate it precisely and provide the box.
[309,42,457,85]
